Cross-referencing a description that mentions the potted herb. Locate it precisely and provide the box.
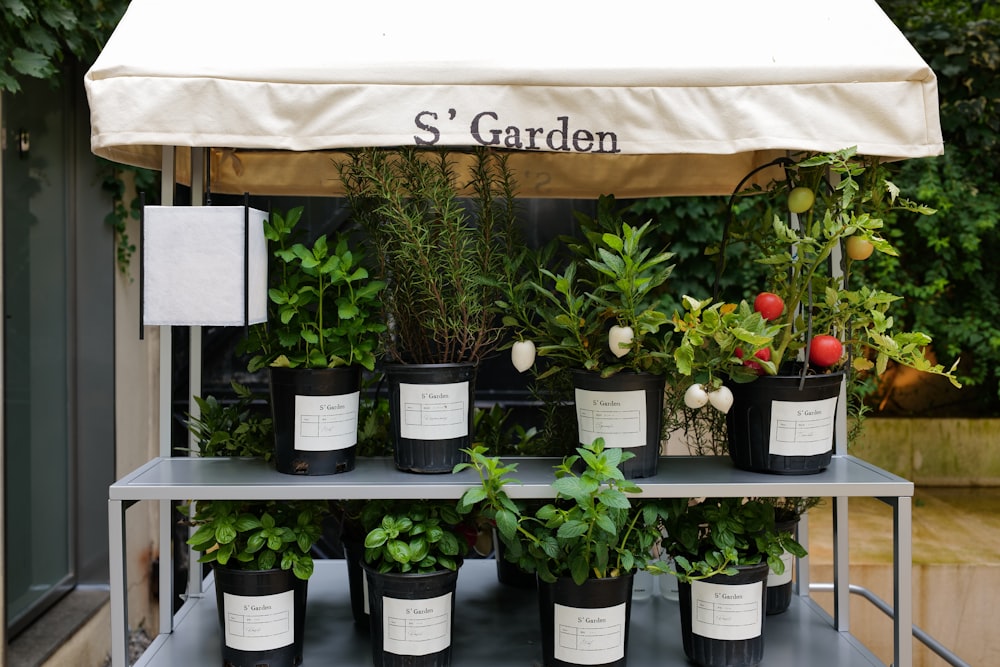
[181,384,328,667]
[338,147,519,473]
[241,205,386,475]
[359,499,472,667]
[500,195,676,478]
[654,497,805,667]
[458,439,669,667]
[683,148,961,474]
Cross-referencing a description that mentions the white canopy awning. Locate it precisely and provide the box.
[85,0,943,198]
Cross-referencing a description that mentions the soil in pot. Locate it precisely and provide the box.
[212,565,308,667]
[571,370,665,479]
[363,565,461,667]
[725,367,844,474]
[384,363,475,474]
[537,573,634,667]
[269,366,361,475]
[677,562,769,667]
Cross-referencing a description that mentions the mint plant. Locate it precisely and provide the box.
[457,439,669,585]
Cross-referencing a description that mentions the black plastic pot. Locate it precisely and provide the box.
[537,573,634,667]
[363,565,461,667]
[269,366,361,475]
[570,370,665,479]
[343,535,369,630]
[678,562,769,667]
[493,528,536,590]
[212,565,308,667]
[384,363,475,473]
[766,517,799,615]
[725,369,844,474]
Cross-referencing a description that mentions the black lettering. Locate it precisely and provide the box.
[470,111,501,146]
[546,116,570,151]
[525,126,544,150]
[595,130,619,154]
[414,111,440,146]
[573,128,594,152]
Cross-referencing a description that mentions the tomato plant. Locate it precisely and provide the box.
[845,236,874,260]
[808,335,844,368]
[787,186,815,214]
[753,292,784,321]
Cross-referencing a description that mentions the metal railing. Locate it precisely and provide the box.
[810,582,971,667]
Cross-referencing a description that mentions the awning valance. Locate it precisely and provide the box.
[86,0,942,198]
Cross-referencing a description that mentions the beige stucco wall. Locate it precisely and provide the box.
[116,176,162,641]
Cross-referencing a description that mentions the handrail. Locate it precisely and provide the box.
[809,582,971,667]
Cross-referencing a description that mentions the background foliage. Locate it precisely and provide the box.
[0,0,125,93]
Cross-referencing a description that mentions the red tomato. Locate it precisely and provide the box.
[735,347,771,374]
[808,335,844,368]
[753,292,784,321]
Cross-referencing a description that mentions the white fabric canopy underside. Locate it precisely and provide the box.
[86,0,943,198]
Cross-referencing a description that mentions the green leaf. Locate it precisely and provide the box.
[557,520,589,540]
[11,48,53,77]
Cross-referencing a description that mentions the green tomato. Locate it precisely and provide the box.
[845,236,874,260]
[787,186,815,214]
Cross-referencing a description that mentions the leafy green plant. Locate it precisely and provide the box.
[500,195,676,379]
[181,385,328,580]
[654,497,805,583]
[182,381,273,460]
[760,496,823,524]
[338,147,519,365]
[360,500,470,574]
[457,439,669,585]
[185,499,326,580]
[242,206,386,372]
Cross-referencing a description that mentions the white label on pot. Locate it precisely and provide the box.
[690,580,762,641]
[363,574,370,615]
[768,551,794,587]
[222,589,295,652]
[553,601,626,665]
[398,382,469,441]
[381,592,452,656]
[294,392,360,451]
[768,395,838,457]
[574,388,645,448]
